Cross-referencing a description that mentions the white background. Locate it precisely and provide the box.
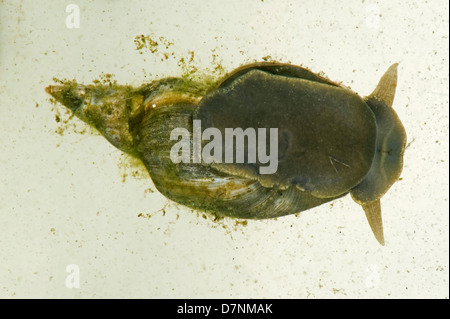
[0,0,448,298]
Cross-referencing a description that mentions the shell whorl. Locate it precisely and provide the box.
[135,101,337,219]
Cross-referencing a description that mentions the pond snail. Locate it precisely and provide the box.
[46,62,406,245]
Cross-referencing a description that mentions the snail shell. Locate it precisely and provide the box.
[46,62,406,245]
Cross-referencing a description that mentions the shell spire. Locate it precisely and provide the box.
[46,81,145,156]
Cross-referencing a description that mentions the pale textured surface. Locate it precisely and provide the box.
[0,0,448,298]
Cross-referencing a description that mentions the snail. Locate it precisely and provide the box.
[46,62,406,245]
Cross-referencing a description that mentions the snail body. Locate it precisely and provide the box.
[46,62,406,245]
